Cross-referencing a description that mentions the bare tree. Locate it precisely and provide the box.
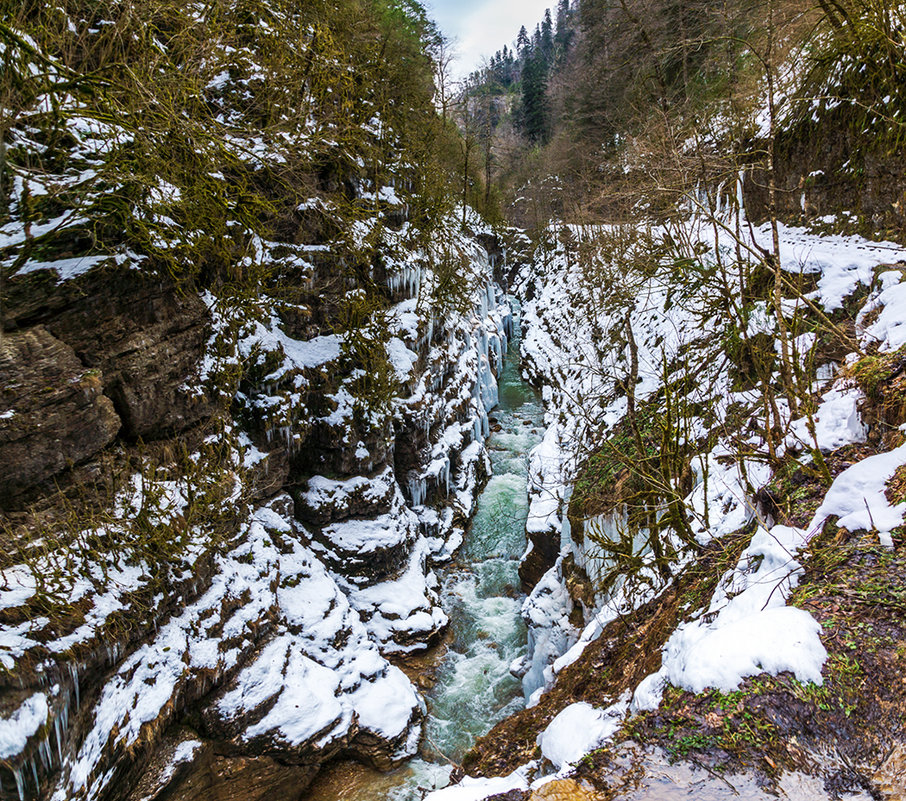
[433,35,458,124]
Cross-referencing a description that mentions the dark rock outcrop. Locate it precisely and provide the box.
[292,465,397,526]
[294,414,393,477]
[4,267,216,443]
[127,738,318,801]
[519,527,561,592]
[0,326,121,501]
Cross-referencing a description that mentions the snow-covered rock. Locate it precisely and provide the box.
[537,700,627,771]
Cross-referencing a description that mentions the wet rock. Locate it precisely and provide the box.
[531,779,601,800]
[873,743,906,800]
[519,528,560,592]
[0,325,120,501]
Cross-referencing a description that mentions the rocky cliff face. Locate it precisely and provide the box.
[0,2,514,795]
[0,217,513,800]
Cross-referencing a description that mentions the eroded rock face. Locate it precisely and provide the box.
[0,326,120,501]
[6,267,215,440]
[199,507,424,770]
[0,236,512,801]
[20,499,423,801]
[127,737,318,801]
[39,272,215,439]
[175,754,317,801]
[296,414,393,477]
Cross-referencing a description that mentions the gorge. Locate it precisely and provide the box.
[3,0,906,799]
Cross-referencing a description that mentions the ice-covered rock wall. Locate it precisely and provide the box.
[0,219,512,801]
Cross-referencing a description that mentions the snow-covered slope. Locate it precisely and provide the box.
[430,212,906,798]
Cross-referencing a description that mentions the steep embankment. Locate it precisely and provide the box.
[0,3,514,800]
[428,1,906,797]
[428,215,906,800]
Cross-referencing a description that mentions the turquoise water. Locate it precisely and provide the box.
[424,312,544,764]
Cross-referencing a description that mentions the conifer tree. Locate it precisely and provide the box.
[517,25,530,56]
[521,49,549,142]
[540,9,555,63]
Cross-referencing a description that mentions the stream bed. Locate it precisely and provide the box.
[307,302,544,800]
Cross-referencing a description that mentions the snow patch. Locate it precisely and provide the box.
[537,699,627,771]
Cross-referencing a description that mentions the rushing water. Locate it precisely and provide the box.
[307,302,544,800]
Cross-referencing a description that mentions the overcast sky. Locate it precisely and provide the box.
[427,0,554,80]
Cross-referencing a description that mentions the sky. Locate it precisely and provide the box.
[427,0,554,80]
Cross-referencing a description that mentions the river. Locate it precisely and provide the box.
[306,300,544,800]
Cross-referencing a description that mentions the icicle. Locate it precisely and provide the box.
[715,178,727,218]
[477,293,488,320]
[37,737,50,771]
[408,475,427,507]
[476,353,499,412]
[14,767,24,801]
[53,717,63,764]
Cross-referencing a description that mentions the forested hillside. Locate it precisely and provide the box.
[462,0,906,233]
